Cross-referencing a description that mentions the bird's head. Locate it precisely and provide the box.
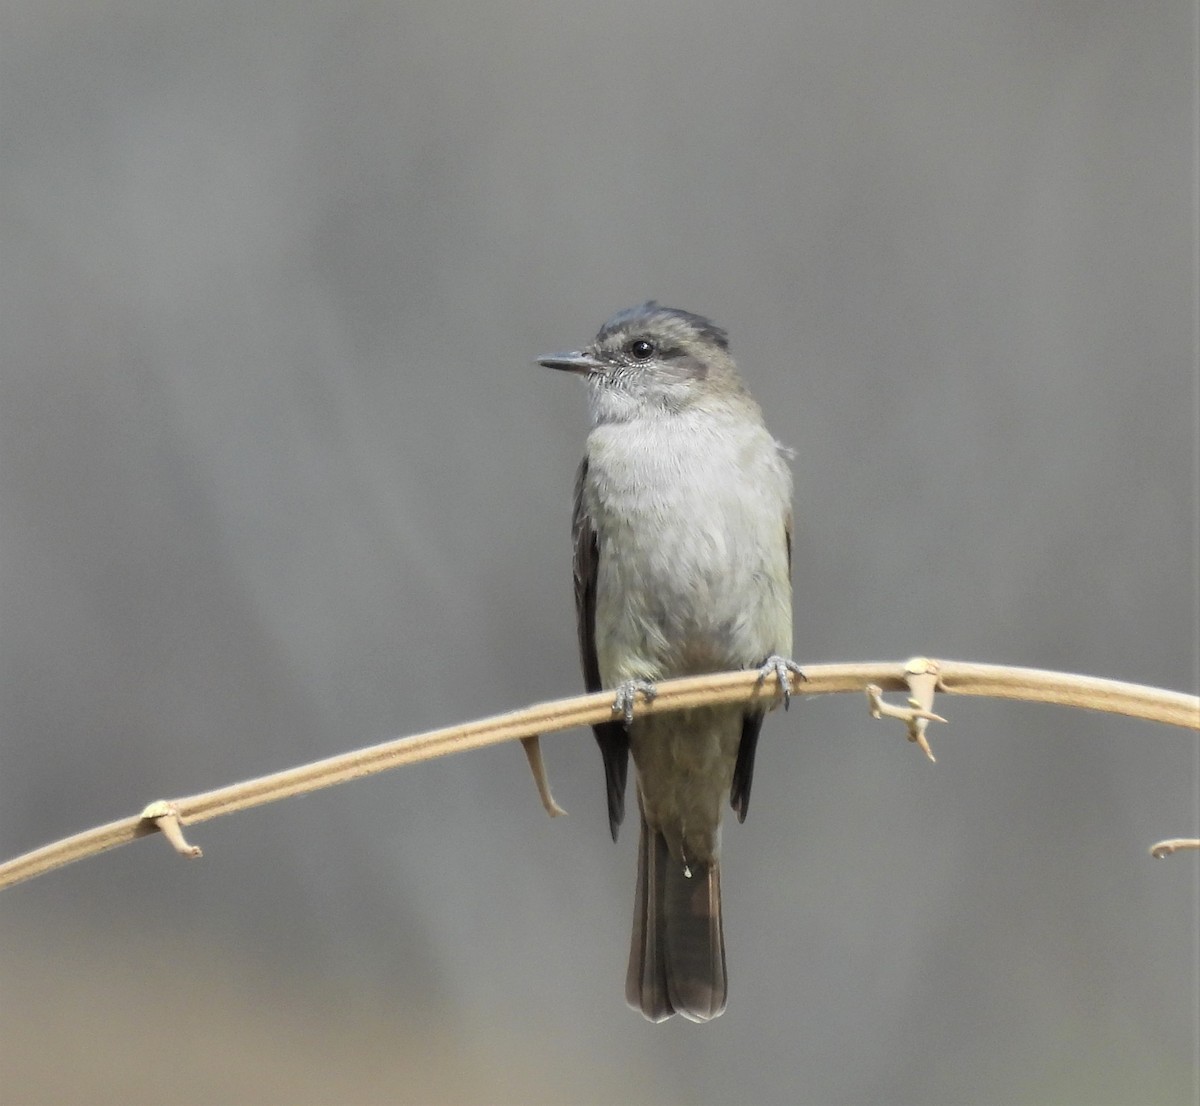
[538,302,743,422]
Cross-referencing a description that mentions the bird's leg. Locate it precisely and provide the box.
[611,679,658,725]
[755,655,806,709]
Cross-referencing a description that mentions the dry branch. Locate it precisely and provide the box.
[0,659,1196,892]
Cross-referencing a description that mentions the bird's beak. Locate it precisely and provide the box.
[537,351,604,376]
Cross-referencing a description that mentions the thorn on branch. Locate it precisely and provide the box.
[866,656,948,762]
[519,736,567,818]
[140,801,203,858]
[1149,838,1200,859]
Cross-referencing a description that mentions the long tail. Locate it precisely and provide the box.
[625,815,727,1022]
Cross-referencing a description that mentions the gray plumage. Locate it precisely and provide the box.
[540,302,794,1022]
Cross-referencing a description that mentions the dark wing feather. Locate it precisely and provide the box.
[573,457,629,840]
[730,713,763,824]
[730,511,793,823]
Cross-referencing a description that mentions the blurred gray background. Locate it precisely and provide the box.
[1,2,1196,1103]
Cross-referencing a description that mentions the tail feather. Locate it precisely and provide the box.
[626,816,727,1022]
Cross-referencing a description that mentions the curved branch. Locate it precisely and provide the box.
[0,659,1195,892]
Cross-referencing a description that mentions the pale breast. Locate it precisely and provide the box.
[585,411,793,684]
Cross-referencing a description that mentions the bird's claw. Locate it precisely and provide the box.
[756,655,806,710]
[612,679,658,725]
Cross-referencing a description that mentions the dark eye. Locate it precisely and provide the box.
[627,338,655,361]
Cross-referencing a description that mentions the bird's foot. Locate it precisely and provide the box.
[611,679,658,725]
[756,655,806,709]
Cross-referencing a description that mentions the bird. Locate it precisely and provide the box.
[538,302,800,1022]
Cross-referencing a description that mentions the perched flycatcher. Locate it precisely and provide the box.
[539,303,799,1022]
